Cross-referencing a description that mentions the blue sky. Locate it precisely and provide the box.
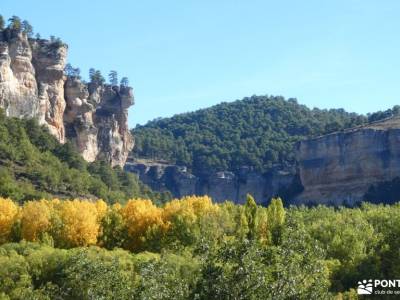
[2,0,400,127]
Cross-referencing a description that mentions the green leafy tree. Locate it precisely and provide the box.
[267,198,285,244]
[56,249,135,299]
[136,253,198,300]
[245,194,257,240]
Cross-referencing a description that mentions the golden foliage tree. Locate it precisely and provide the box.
[20,200,51,242]
[121,199,165,251]
[162,196,220,246]
[0,198,18,244]
[57,199,101,247]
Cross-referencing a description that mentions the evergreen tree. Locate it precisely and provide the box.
[108,70,118,86]
[0,15,4,31]
[65,63,81,79]
[21,20,33,37]
[94,70,105,85]
[120,77,129,87]
[8,16,22,32]
[89,69,105,85]
[89,68,96,81]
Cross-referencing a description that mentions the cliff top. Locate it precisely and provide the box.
[306,115,400,142]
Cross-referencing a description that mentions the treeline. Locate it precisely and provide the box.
[0,110,170,204]
[1,196,400,299]
[0,14,63,46]
[0,15,129,88]
[0,196,279,250]
[133,96,400,176]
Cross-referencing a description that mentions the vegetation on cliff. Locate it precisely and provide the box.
[133,96,400,176]
[133,96,368,175]
[0,110,169,204]
[0,195,399,299]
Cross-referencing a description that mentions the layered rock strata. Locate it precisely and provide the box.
[295,117,400,205]
[124,158,295,204]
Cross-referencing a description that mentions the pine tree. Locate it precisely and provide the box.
[89,68,96,81]
[0,15,4,31]
[8,16,22,32]
[120,77,129,87]
[108,70,118,86]
[21,20,33,37]
[65,64,81,79]
[95,70,105,85]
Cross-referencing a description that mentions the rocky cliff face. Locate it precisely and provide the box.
[125,158,295,204]
[0,30,133,166]
[127,116,400,206]
[295,117,400,205]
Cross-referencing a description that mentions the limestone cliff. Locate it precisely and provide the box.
[127,116,400,206]
[125,158,295,204]
[0,29,133,166]
[295,117,400,205]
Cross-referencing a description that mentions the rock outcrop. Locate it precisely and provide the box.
[0,30,133,166]
[295,117,400,205]
[125,158,295,204]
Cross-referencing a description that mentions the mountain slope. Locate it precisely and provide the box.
[0,109,169,204]
[132,95,368,175]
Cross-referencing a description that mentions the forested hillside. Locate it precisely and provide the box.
[0,110,169,204]
[1,195,399,298]
[134,96,400,176]
[133,96,369,175]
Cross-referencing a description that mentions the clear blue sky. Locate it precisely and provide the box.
[2,0,400,127]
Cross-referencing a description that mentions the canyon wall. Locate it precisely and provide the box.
[127,117,400,205]
[0,30,133,166]
[295,117,400,205]
[124,158,295,204]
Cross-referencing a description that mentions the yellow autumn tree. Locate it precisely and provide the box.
[163,196,219,223]
[20,200,52,242]
[57,199,101,247]
[95,200,108,221]
[0,198,18,244]
[121,199,165,251]
[162,196,220,246]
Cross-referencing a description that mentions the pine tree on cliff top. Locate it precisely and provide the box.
[0,15,4,31]
[108,70,118,86]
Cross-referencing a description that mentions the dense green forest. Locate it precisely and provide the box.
[1,195,399,299]
[133,95,400,176]
[0,110,169,204]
